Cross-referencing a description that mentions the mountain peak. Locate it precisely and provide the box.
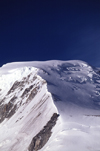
[0,60,100,151]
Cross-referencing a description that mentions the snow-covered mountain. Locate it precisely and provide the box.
[0,60,100,151]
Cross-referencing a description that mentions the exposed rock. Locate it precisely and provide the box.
[28,113,59,151]
[21,85,33,98]
[32,75,37,81]
[28,88,38,101]
[0,73,44,124]
[10,96,17,103]
[7,81,21,95]
[6,104,17,118]
[0,101,17,123]
[0,96,17,123]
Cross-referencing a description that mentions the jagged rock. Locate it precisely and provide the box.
[0,101,17,123]
[21,85,33,98]
[28,113,59,151]
[10,96,17,103]
[28,88,38,101]
[7,81,21,94]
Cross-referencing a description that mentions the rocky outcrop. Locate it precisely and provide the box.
[0,97,17,123]
[28,113,59,151]
[0,72,45,123]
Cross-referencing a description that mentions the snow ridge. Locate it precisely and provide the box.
[0,66,58,151]
[0,60,100,151]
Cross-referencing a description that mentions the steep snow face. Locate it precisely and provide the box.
[0,66,58,151]
[0,60,100,151]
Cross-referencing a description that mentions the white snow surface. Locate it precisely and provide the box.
[0,60,100,151]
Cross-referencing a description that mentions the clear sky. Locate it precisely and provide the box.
[0,0,100,67]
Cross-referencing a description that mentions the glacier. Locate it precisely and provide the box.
[0,60,100,151]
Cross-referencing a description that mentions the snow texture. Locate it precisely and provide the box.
[0,60,100,151]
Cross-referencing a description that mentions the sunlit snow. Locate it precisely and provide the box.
[0,60,100,151]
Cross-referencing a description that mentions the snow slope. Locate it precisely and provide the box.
[0,60,100,151]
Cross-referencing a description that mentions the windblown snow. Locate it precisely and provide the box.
[0,60,100,151]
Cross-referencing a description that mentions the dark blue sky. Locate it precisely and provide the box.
[0,0,100,67]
